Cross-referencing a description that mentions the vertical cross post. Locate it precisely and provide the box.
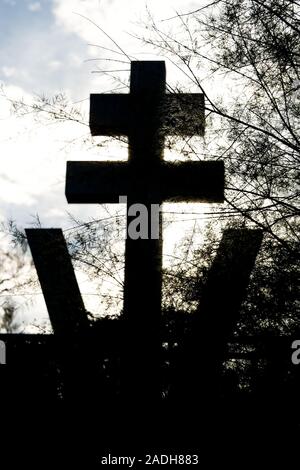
[123,63,166,406]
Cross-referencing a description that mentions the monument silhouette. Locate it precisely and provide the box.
[0,61,296,466]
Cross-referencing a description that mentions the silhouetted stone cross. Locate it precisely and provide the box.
[66,61,224,405]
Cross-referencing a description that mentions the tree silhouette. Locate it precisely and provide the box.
[136,0,299,253]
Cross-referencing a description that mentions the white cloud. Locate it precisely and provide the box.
[0,85,105,219]
[52,0,200,93]
[28,1,41,12]
[52,0,198,45]
[53,0,105,38]
[68,53,83,67]
[1,66,16,78]
[0,84,33,115]
[48,59,62,70]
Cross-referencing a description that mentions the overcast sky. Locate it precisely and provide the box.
[0,0,209,330]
